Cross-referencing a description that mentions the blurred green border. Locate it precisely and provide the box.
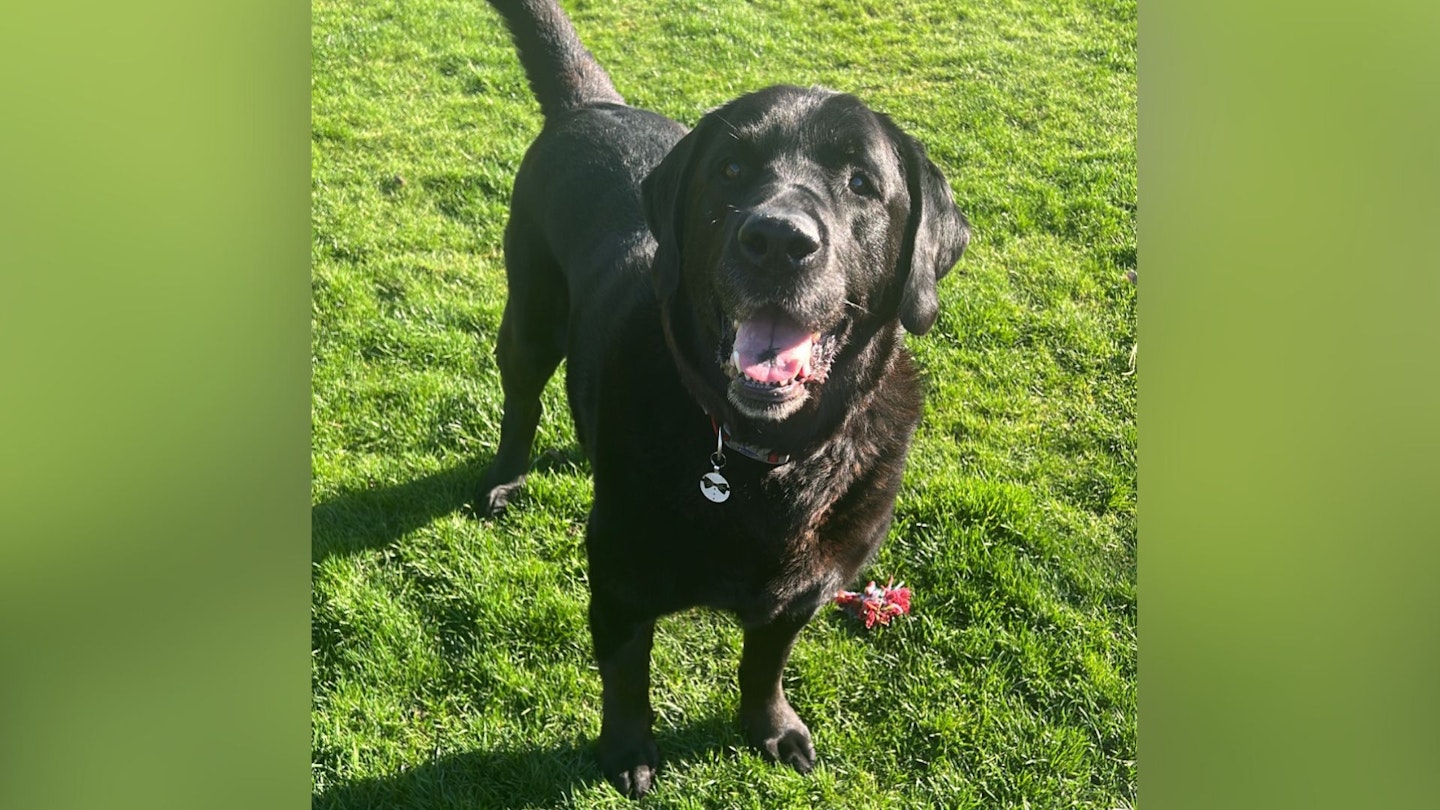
[1140,2,1440,808]
[0,2,310,809]
[1,1,1437,809]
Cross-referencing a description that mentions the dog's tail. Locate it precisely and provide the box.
[486,0,625,119]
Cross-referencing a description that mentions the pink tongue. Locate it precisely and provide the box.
[733,312,814,384]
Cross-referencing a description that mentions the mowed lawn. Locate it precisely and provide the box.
[311,0,1136,807]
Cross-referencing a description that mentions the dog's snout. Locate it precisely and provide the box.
[738,211,822,267]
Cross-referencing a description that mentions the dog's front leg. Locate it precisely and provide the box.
[590,600,659,798]
[739,611,817,773]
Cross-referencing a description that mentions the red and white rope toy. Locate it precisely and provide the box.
[834,578,912,629]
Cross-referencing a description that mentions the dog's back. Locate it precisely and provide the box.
[487,0,684,285]
[477,0,685,513]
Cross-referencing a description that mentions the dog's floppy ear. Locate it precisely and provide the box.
[884,119,970,335]
[642,123,707,303]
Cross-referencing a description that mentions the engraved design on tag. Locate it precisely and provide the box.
[699,471,731,503]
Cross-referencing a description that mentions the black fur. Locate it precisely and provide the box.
[476,0,969,798]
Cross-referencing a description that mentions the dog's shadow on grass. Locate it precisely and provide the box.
[311,449,586,564]
[313,712,737,809]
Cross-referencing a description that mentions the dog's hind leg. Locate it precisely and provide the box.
[476,228,568,517]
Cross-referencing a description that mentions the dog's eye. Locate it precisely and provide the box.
[721,160,744,181]
[848,172,876,196]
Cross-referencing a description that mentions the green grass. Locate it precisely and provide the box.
[311,0,1136,806]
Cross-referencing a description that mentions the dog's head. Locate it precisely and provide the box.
[643,85,969,425]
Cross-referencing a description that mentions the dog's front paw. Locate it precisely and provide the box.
[743,701,817,774]
[597,727,659,799]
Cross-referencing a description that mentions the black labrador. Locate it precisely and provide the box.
[475,0,969,797]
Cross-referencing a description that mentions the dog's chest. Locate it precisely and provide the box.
[601,441,860,616]
[674,484,837,619]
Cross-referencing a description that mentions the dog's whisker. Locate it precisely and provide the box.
[713,113,741,139]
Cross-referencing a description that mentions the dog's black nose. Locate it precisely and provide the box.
[738,212,821,267]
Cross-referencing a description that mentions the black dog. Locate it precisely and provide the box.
[476,0,968,797]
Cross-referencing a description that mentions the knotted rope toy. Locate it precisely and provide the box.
[834,578,911,629]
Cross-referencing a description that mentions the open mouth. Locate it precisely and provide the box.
[719,306,839,415]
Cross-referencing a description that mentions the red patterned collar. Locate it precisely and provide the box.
[709,416,792,466]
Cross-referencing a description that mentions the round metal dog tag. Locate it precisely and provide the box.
[699,471,731,503]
